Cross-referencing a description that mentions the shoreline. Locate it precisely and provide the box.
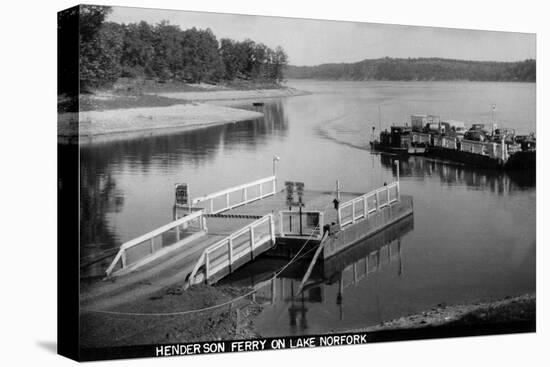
[58,102,263,145]
[80,285,534,348]
[151,86,309,101]
[58,87,309,144]
[343,293,535,336]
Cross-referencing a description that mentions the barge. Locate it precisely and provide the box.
[370,114,536,171]
[81,174,414,311]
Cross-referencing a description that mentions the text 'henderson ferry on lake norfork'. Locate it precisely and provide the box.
[369,114,536,170]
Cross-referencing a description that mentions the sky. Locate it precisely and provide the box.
[108,6,536,66]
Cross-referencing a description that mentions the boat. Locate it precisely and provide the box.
[370,114,536,171]
[369,125,427,155]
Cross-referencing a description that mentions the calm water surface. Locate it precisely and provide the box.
[79,80,535,336]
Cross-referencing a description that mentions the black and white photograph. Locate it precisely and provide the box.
[53,1,540,362]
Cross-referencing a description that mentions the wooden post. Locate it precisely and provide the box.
[272,178,276,195]
[364,196,368,218]
[269,215,275,244]
[150,238,155,254]
[250,226,255,259]
[210,199,214,214]
[387,186,390,205]
[121,251,127,268]
[351,201,356,223]
[259,183,263,198]
[176,225,180,242]
[228,239,233,272]
[375,191,380,211]
[396,182,400,200]
[205,251,210,281]
[271,277,276,304]
[226,193,230,209]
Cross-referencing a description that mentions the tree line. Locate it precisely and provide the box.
[285,57,536,82]
[58,6,288,93]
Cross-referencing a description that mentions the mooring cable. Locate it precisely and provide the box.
[82,223,321,316]
[82,188,338,317]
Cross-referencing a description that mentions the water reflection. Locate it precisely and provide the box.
[79,101,289,261]
[380,154,536,194]
[222,215,414,333]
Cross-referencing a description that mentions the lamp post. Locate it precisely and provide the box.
[272,155,280,176]
[273,155,280,192]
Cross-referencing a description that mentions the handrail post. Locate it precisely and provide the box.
[121,251,127,268]
[259,183,263,198]
[228,238,233,272]
[375,191,380,211]
[270,215,275,244]
[205,251,210,282]
[387,186,390,205]
[226,193,230,210]
[150,238,155,254]
[396,182,400,201]
[249,226,255,259]
[364,195,368,218]
[351,201,356,223]
[210,199,214,214]
[243,187,247,203]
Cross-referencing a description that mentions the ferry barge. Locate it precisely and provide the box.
[370,114,536,171]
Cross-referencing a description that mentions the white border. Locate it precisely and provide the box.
[1,0,547,366]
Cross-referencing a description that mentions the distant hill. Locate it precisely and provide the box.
[284,58,536,82]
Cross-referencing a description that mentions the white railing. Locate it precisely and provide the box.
[411,132,431,145]
[338,182,400,229]
[460,139,508,160]
[105,210,206,277]
[188,214,275,284]
[192,176,277,214]
[278,211,324,238]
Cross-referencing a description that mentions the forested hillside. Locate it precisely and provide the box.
[58,5,288,93]
[285,58,536,82]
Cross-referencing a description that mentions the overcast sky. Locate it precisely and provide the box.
[108,6,536,66]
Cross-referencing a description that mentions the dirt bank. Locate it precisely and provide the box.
[80,284,262,349]
[344,293,535,340]
[58,102,263,144]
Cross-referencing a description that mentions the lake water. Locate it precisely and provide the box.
[79,80,536,336]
